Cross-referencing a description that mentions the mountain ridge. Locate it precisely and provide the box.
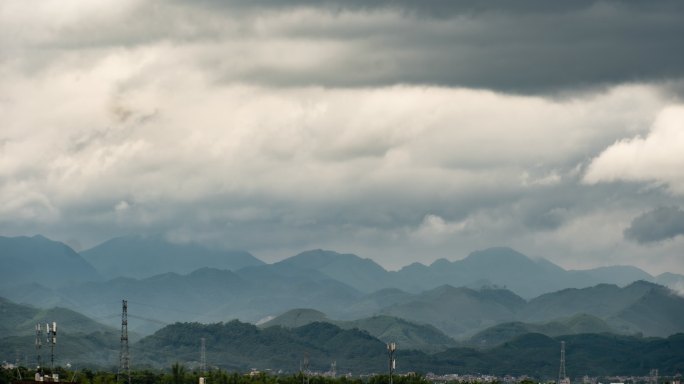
[81,234,264,279]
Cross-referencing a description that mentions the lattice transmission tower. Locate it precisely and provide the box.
[118,300,131,384]
[558,341,570,384]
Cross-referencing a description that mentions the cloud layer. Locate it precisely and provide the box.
[3,1,684,93]
[1,0,683,273]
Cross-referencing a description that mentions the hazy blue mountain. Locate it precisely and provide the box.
[0,296,115,337]
[525,281,684,337]
[0,282,66,310]
[340,288,414,320]
[55,266,362,335]
[272,249,392,293]
[261,309,457,352]
[467,313,616,348]
[569,265,654,288]
[0,235,101,289]
[390,247,570,298]
[390,247,660,299]
[81,234,264,279]
[379,285,526,338]
[524,283,648,320]
[657,272,684,293]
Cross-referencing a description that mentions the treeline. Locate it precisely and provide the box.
[0,366,430,384]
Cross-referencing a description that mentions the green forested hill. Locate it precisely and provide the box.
[406,332,684,377]
[467,313,616,347]
[260,309,456,352]
[0,296,119,368]
[134,321,387,373]
[133,321,684,376]
[0,296,115,336]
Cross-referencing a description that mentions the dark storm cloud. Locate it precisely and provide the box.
[6,1,684,94]
[175,0,684,93]
[184,0,649,17]
[624,206,684,244]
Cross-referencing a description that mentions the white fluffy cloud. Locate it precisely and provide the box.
[584,106,684,195]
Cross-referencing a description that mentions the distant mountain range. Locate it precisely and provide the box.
[2,234,684,341]
[80,234,264,279]
[259,279,684,345]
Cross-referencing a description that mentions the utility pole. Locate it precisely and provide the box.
[387,342,396,384]
[118,300,131,384]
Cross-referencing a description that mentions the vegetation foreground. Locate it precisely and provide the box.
[1,367,431,384]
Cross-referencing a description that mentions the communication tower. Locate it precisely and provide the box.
[35,324,43,374]
[47,322,57,373]
[387,342,396,384]
[118,300,131,384]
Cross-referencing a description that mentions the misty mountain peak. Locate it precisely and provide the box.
[464,247,532,264]
[81,234,263,279]
[0,234,100,289]
[430,258,451,268]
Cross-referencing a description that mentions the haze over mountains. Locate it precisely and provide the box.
[1,234,684,340]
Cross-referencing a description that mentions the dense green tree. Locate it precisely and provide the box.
[171,363,186,384]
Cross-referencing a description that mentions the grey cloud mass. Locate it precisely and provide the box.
[625,207,684,244]
[2,1,684,93]
[1,0,683,274]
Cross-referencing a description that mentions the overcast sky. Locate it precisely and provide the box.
[2,0,684,274]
